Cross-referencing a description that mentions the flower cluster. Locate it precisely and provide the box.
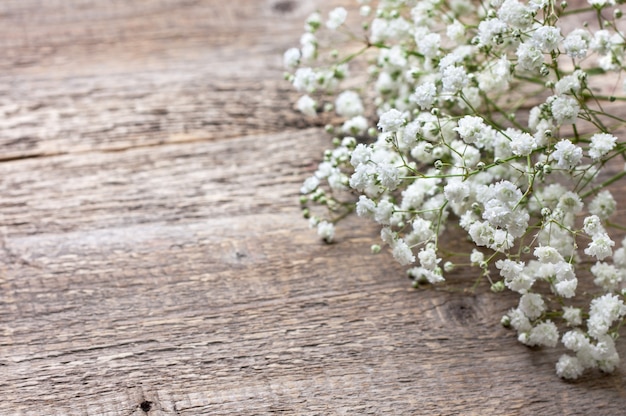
[285,0,626,379]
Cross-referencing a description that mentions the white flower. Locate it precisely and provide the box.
[317,221,335,242]
[550,95,579,125]
[556,354,585,379]
[296,95,317,117]
[342,116,369,135]
[408,266,445,284]
[283,47,301,69]
[551,139,582,170]
[350,143,372,167]
[477,18,508,46]
[534,246,564,263]
[441,65,469,94]
[305,12,321,32]
[583,214,606,236]
[591,262,623,291]
[563,29,590,59]
[519,292,546,320]
[507,307,532,332]
[563,306,583,326]
[587,294,626,338]
[555,73,582,95]
[509,130,537,156]
[554,278,577,298]
[516,42,544,72]
[444,180,470,204]
[454,115,490,145]
[416,30,441,59]
[300,176,320,194]
[526,320,559,347]
[468,220,495,247]
[410,82,437,110]
[588,0,615,7]
[356,195,376,218]
[392,239,415,265]
[326,7,347,30]
[470,249,485,265]
[590,29,614,55]
[446,20,466,43]
[498,0,534,29]
[377,109,406,132]
[589,190,616,220]
[532,26,563,52]
[589,133,617,160]
[584,232,615,260]
[376,163,401,190]
[374,199,395,225]
[292,67,316,92]
[335,90,364,118]
[418,247,440,270]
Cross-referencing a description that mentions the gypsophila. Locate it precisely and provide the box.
[288,0,626,380]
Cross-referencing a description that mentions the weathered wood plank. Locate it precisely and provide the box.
[1,0,626,415]
[0,0,338,160]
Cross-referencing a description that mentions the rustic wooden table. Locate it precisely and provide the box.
[1,1,625,415]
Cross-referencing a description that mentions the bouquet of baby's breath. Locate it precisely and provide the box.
[285,0,626,379]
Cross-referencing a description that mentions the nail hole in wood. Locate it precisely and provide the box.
[140,401,153,413]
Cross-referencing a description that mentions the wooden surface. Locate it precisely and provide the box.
[1,1,626,415]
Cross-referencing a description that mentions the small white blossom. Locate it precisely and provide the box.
[555,73,582,95]
[446,20,466,43]
[418,247,440,270]
[589,190,617,220]
[585,232,615,260]
[283,47,301,69]
[498,0,534,29]
[532,26,563,52]
[477,18,508,46]
[300,176,320,194]
[470,249,484,265]
[519,292,546,320]
[292,67,316,92]
[392,239,415,266]
[589,133,617,160]
[296,95,317,117]
[563,307,583,326]
[587,294,626,338]
[326,7,347,30]
[526,320,559,347]
[410,82,437,110]
[444,180,470,204]
[550,95,580,125]
[441,65,469,94]
[377,109,406,132]
[556,354,585,379]
[342,115,369,135]
[563,29,591,59]
[516,42,544,72]
[591,262,623,291]
[454,115,491,145]
[335,90,364,118]
[317,221,335,242]
[551,139,583,170]
[509,130,537,156]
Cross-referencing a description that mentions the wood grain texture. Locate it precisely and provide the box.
[1,1,626,415]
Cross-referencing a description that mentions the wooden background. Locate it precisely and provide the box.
[1,0,625,414]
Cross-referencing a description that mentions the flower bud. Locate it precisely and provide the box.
[491,281,505,292]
